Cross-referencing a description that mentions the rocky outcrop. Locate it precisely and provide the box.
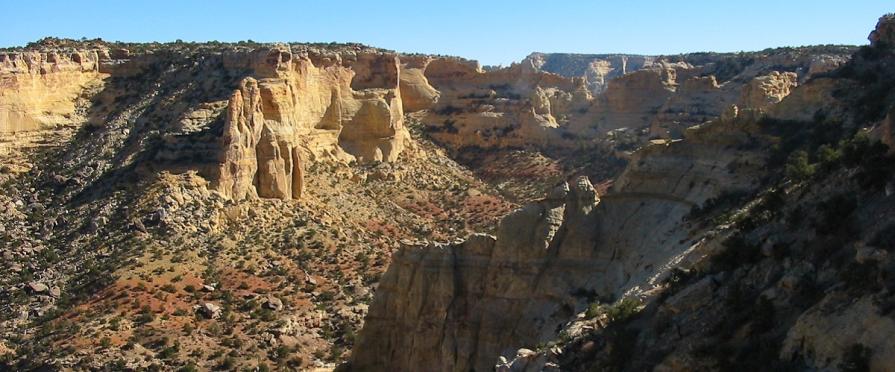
[420,57,590,149]
[782,296,895,370]
[189,46,410,200]
[869,13,895,47]
[213,77,305,200]
[398,56,440,112]
[738,71,798,110]
[0,50,104,133]
[648,75,736,138]
[351,177,602,371]
[577,63,682,135]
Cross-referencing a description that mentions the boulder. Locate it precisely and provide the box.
[197,302,222,319]
[264,296,284,311]
[27,282,48,294]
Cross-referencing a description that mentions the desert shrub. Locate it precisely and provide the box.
[784,150,816,181]
[218,356,236,370]
[586,298,643,322]
[135,306,155,324]
[607,298,642,322]
[435,105,463,116]
[815,144,843,172]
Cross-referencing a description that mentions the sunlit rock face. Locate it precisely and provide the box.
[0,50,104,133]
[211,47,409,200]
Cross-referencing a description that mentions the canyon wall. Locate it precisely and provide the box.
[352,107,773,371]
[416,47,852,152]
[524,53,655,94]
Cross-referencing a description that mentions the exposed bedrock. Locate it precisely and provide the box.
[209,47,409,200]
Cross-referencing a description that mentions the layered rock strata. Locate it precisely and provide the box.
[0,50,104,133]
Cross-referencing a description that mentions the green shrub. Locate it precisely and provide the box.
[816,144,842,167]
[219,356,236,370]
[607,298,642,322]
[784,150,816,181]
[585,298,643,322]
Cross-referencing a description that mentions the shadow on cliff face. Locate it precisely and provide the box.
[53,51,248,206]
[10,51,253,302]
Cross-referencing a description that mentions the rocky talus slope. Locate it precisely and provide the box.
[351,14,895,372]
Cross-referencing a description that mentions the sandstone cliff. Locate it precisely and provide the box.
[0,50,106,133]
[207,47,409,200]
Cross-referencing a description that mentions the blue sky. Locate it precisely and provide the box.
[2,1,891,66]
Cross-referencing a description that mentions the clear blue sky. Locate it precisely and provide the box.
[2,1,891,66]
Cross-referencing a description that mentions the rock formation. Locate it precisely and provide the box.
[398,56,440,112]
[208,47,409,200]
[869,13,895,47]
[0,50,104,133]
[0,41,413,200]
[738,71,798,110]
